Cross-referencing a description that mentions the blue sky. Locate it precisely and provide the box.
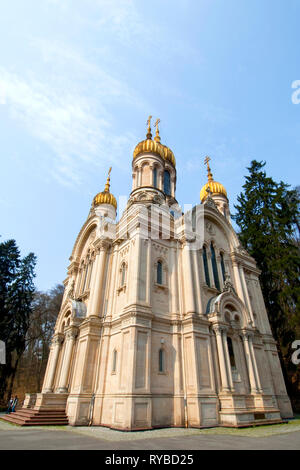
[1,0,299,292]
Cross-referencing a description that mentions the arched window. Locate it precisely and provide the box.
[227,337,236,368]
[202,246,210,287]
[159,349,165,372]
[157,261,163,285]
[164,170,171,195]
[121,263,126,286]
[112,349,117,373]
[210,243,220,290]
[153,167,157,188]
[220,253,226,282]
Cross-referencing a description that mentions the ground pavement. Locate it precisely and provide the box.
[0,413,299,450]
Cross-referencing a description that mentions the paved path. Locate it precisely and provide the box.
[0,426,299,450]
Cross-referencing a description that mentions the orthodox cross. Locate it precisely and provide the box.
[146,115,152,138]
[204,156,211,171]
[105,167,112,192]
[204,155,213,182]
[154,118,160,133]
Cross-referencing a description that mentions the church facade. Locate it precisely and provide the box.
[30,119,293,428]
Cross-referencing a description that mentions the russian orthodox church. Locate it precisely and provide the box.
[23,118,293,428]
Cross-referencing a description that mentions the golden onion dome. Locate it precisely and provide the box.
[133,116,176,166]
[200,181,227,202]
[93,168,117,209]
[200,156,227,202]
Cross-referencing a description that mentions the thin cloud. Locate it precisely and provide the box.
[0,41,140,187]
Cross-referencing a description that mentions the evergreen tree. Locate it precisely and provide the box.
[0,239,37,405]
[233,161,300,402]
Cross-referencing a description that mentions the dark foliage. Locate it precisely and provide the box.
[0,239,37,405]
[233,161,300,406]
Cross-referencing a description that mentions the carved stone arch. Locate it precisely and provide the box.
[71,219,98,261]
[206,291,249,328]
[56,300,87,334]
[204,208,240,252]
[57,306,72,333]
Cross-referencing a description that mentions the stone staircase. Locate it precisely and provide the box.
[0,408,69,426]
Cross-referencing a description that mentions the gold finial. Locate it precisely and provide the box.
[146,115,152,139]
[154,118,161,143]
[104,167,112,192]
[204,156,213,182]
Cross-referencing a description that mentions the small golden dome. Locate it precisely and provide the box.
[133,116,176,166]
[200,156,227,202]
[200,181,227,202]
[93,168,117,209]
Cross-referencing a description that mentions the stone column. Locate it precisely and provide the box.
[137,166,142,187]
[182,242,196,314]
[42,334,64,393]
[213,325,230,392]
[145,239,152,305]
[159,170,163,191]
[222,329,234,390]
[216,254,224,290]
[57,328,78,393]
[191,249,201,313]
[106,243,118,316]
[87,241,109,317]
[207,252,215,288]
[130,234,142,304]
[149,164,154,186]
[132,172,137,191]
[232,261,245,302]
[248,334,263,393]
[239,265,255,324]
[170,243,179,314]
[241,331,259,393]
[171,177,175,198]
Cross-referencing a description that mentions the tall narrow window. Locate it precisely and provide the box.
[112,350,117,373]
[159,349,165,372]
[121,263,126,286]
[157,261,163,284]
[202,246,210,287]
[87,260,93,289]
[82,261,89,293]
[164,170,171,195]
[153,167,157,188]
[210,243,220,290]
[227,337,236,368]
[220,253,226,282]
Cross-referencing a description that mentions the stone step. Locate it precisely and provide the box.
[17,409,67,416]
[0,409,69,426]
